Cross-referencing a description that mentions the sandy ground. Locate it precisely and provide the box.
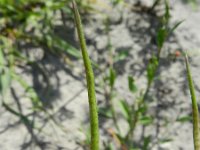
[1,0,200,150]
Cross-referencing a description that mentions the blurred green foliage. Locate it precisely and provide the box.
[0,0,90,146]
[0,0,84,59]
[0,0,199,149]
[0,0,87,117]
[0,0,126,148]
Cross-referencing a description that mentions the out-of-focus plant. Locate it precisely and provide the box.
[75,0,197,149]
[1,0,199,149]
[183,0,198,8]
[0,0,93,148]
[100,1,184,149]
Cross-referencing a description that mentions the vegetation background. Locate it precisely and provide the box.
[1,0,200,150]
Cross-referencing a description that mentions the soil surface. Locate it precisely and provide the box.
[1,0,200,150]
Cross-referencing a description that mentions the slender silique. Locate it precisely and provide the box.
[185,54,200,150]
[72,1,99,150]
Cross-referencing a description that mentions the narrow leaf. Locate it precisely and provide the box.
[157,28,167,49]
[128,76,137,93]
[109,68,116,89]
[118,100,130,120]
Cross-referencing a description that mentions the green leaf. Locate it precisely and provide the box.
[139,116,153,126]
[114,50,129,62]
[157,28,167,49]
[98,107,112,118]
[176,115,192,122]
[143,136,151,150]
[170,20,184,33]
[147,55,158,85]
[118,100,130,120]
[128,76,137,93]
[106,143,115,150]
[112,0,124,5]
[109,68,116,89]
[53,36,81,58]
[137,104,147,114]
[164,0,170,24]
[159,138,173,143]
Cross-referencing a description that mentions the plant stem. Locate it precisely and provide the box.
[151,0,161,11]
[185,54,200,150]
[72,1,99,150]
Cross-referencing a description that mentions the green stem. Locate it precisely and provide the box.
[72,1,99,150]
[185,54,200,150]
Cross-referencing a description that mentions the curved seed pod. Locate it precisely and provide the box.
[72,1,99,150]
[185,53,200,150]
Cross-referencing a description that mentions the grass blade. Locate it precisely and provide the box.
[185,53,200,150]
[72,1,99,150]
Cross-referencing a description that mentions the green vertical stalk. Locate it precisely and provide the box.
[72,1,99,150]
[185,54,200,150]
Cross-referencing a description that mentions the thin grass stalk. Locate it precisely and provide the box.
[72,1,99,150]
[185,53,200,150]
[151,0,161,11]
